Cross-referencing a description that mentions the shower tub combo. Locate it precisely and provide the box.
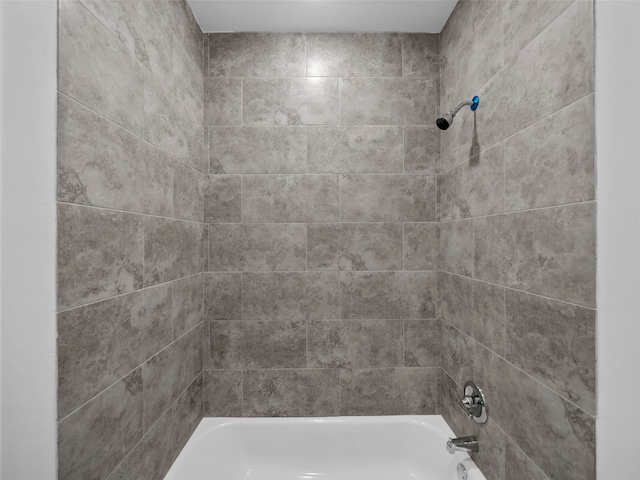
[164,415,486,480]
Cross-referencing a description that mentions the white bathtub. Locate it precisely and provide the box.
[164,416,486,480]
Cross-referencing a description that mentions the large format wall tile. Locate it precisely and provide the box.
[106,408,175,480]
[243,77,339,125]
[307,223,403,271]
[242,175,339,223]
[57,203,143,310]
[208,223,306,271]
[340,175,435,222]
[208,320,306,369]
[142,325,203,430]
[173,161,204,222]
[504,442,551,480]
[204,175,241,223]
[441,322,474,387]
[474,203,596,306]
[58,369,143,480]
[403,223,439,270]
[506,290,596,414]
[438,144,504,221]
[58,94,174,216]
[204,78,241,125]
[208,33,306,77]
[59,0,145,135]
[306,33,401,77]
[173,374,204,453]
[401,34,439,78]
[307,320,403,368]
[404,126,440,174]
[243,369,340,417]
[210,126,307,174]
[504,95,595,211]
[58,284,172,419]
[307,126,403,173]
[144,217,204,286]
[172,274,204,339]
[243,272,339,320]
[339,368,437,415]
[404,320,441,367]
[203,370,243,417]
[340,271,436,319]
[475,346,595,480]
[439,220,474,277]
[340,78,436,125]
[204,273,242,320]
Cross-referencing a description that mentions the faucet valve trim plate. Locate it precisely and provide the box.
[459,381,488,424]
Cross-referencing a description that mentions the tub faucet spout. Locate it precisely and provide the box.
[446,436,479,454]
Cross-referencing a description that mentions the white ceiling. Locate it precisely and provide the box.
[187,0,458,33]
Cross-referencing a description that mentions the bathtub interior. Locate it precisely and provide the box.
[164,416,486,480]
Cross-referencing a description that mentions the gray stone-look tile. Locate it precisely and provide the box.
[340,271,436,319]
[80,0,174,90]
[339,368,437,415]
[439,144,504,221]
[438,370,468,436]
[474,204,596,306]
[308,320,403,368]
[401,34,440,78]
[204,273,242,320]
[243,272,339,320]
[204,175,241,223]
[143,217,204,287]
[208,223,306,271]
[475,0,594,148]
[306,33,401,77]
[166,0,203,73]
[404,126,440,174]
[58,94,174,217]
[143,71,189,160]
[439,220,474,277]
[58,284,171,419]
[441,322,474,387]
[438,271,474,335]
[243,369,339,417]
[472,281,506,356]
[208,33,305,77]
[403,223,439,270]
[106,408,175,480]
[243,77,339,125]
[307,126,403,174]
[57,203,143,310]
[208,320,306,369]
[142,324,203,430]
[504,95,595,211]
[173,34,204,120]
[173,374,204,453]
[505,442,551,480]
[471,419,506,480]
[506,290,596,414]
[58,369,143,480]
[242,175,339,223]
[502,0,574,62]
[59,0,145,135]
[307,223,403,271]
[403,320,441,367]
[340,175,435,222]
[475,345,595,480]
[204,78,241,126]
[340,78,436,125]
[172,274,204,339]
[173,161,204,222]
[203,370,243,417]
[210,126,307,174]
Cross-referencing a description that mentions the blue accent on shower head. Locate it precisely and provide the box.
[470,96,480,111]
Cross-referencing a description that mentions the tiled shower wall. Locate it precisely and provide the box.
[56,1,205,478]
[437,1,596,480]
[202,33,443,416]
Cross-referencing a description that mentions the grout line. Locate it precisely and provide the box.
[241,370,244,417]
[58,91,207,176]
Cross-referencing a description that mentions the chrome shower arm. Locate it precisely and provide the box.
[448,100,473,117]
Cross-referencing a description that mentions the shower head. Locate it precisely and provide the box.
[436,96,480,130]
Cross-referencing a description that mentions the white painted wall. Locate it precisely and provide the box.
[0,0,58,478]
[596,0,640,478]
